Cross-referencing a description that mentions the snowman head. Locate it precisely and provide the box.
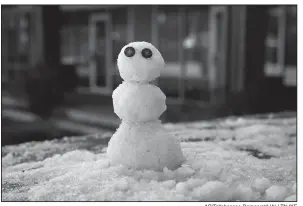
[117,41,165,83]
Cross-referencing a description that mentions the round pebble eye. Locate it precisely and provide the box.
[141,48,153,59]
[124,47,135,57]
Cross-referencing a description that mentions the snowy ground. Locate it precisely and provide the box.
[2,113,297,201]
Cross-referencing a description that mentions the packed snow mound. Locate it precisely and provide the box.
[1,133,111,168]
[112,82,166,122]
[107,121,184,171]
[117,41,164,83]
[2,113,296,201]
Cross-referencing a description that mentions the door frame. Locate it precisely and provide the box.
[87,12,113,94]
[208,6,228,104]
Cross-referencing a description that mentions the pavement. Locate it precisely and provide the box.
[2,93,120,145]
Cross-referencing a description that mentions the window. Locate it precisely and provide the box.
[60,25,89,65]
[60,8,129,90]
[157,7,182,99]
[156,6,227,103]
[284,6,297,86]
[264,6,281,76]
[60,25,90,87]
[111,8,128,89]
[18,15,30,60]
[183,8,210,101]
[2,11,31,82]
[264,6,297,86]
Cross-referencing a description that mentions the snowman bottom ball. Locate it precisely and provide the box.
[107,121,185,171]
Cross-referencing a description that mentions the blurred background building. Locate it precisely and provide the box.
[1,5,297,145]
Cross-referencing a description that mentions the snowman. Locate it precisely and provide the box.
[107,41,185,171]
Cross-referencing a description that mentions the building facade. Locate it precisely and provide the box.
[1,5,297,121]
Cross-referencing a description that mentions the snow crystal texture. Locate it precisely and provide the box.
[112,82,166,123]
[2,113,297,201]
[107,121,185,171]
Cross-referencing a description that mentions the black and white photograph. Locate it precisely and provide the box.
[1,4,298,203]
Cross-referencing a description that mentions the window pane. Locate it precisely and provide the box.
[77,25,90,87]
[264,6,281,76]
[60,27,74,64]
[95,21,107,87]
[112,8,128,89]
[157,8,181,99]
[79,26,89,63]
[2,11,31,84]
[60,24,90,87]
[183,8,210,101]
[284,6,297,86]
[285,6,297,67]
[2,20,9,81]
[18,14,30,63]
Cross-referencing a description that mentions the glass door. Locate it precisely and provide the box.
[208,6,228,104]
[88,13,113,94]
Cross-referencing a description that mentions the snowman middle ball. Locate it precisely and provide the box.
[113,82,167,123]
[117,41,165,83]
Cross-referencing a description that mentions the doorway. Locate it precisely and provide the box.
[88,13,113,94]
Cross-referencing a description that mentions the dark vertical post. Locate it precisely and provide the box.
[243,6,269,113]
[26,6,69,119]
[41,5,61,66]
[224,6,248,115]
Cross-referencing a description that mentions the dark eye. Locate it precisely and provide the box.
[124,47,135,57]
[141,48,153,59]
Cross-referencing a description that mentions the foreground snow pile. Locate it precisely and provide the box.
[2,132,112,168]
[2,113,296,201]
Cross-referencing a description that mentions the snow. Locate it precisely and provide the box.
[192,181,230,201]
[2,133,111,168]
[2,113,296,201]
[292,183,296,193]
[107,121,185,170]
[265,185,288,201]
[161,180,176,189]
[285,195,297,201]
[176,182,188,194]
[112,82,166,123]
[233,183,253,201]
[176,166,195,178]
[252,177,271,194]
